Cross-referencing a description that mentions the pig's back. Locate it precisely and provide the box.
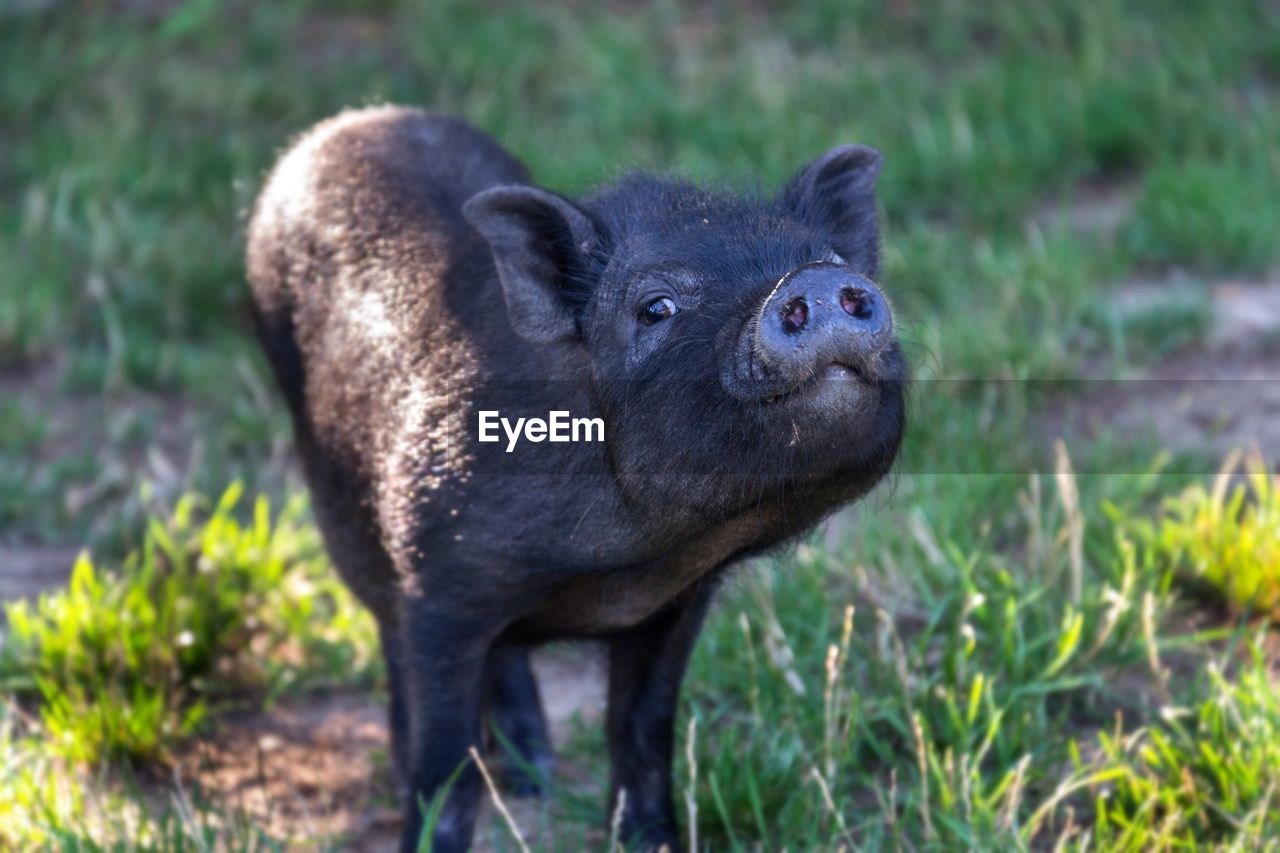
[245,107,531,595]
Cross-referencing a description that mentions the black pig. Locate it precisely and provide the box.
[246,106,905,852]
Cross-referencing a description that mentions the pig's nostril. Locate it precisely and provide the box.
[781,297,808,334]
[840,287,874,320]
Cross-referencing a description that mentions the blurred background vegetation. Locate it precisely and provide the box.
[2,0,1279,849]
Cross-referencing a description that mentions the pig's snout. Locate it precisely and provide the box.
[754,262,892,380]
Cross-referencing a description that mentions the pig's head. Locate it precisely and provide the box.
[463,147,906,522]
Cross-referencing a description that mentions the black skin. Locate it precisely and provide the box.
[246,106,906,852]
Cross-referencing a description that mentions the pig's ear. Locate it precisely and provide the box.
[463,186,598,344]
[782,145,883,277]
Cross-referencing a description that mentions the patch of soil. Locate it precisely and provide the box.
[178,693,400,849]
[1209,278,1280,348]
[0,354,295,575]
[1056,273,1280,464]
[1033,184,1135,236]
[297,9,397,70]
[1100,348,1280,460]
[0,359,198,473]
[172,646,608,850]
[0,358,204,546]
[0,545,79,608]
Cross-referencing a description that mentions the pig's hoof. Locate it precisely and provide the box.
[502,770,545,798]
[616,816,681,853]
[626,830,680,853]
[500,753,553,798]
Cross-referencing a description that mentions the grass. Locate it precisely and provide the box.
[1,484,378,766]
[1124,146,1280,274]
[1135,450,1280,621]
[675,450,1280,849]
[0,484,378,848]
[2,0,1280,849]
[1092,640,1280,846]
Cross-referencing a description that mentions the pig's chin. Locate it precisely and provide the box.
[742,353,906,487]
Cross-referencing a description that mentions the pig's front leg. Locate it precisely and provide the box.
[605,583,715,851]
[397,597,497,853]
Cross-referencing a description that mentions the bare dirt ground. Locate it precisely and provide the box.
[1058,271,1280,463]
[0,357,203,552]
[172,649,608,850]
[0,353,295,552]
[1037,186,1280,462]
[177,693,402,848]
[1032,182,1136,237]
[0,544,80,602]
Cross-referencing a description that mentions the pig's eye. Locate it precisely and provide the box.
[640,296,678,325]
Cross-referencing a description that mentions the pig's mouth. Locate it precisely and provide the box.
[722,319,895,406]
[757,362,869,405]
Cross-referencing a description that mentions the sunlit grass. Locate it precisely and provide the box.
[1137,449,1280,619]
[1,484,379,766]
